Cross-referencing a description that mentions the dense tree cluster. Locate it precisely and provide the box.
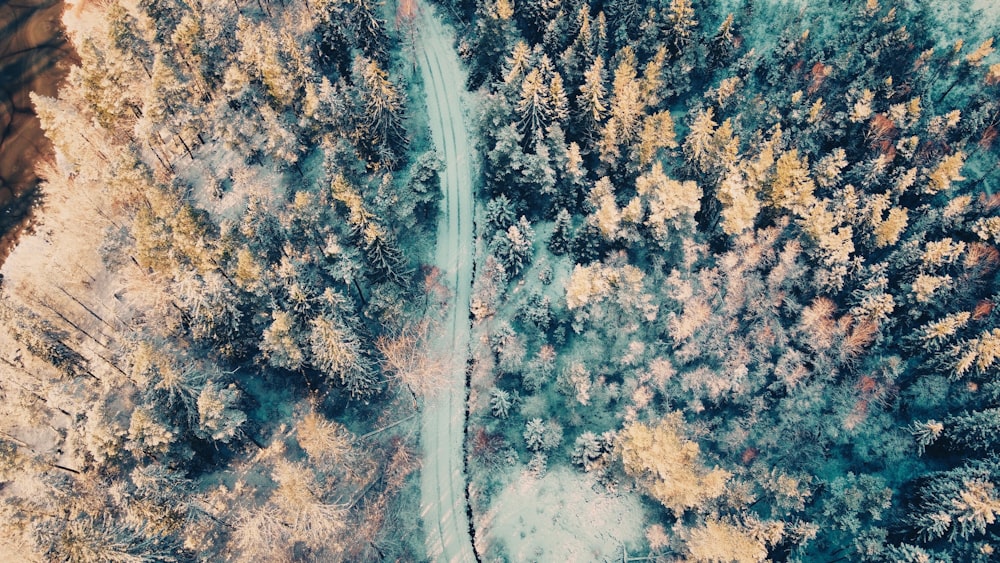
[0,0,436,559]
[454,0,1000,559]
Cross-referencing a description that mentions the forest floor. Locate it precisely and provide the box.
[415,2,477,561]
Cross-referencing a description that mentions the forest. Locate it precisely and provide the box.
[0,0,998,561]
[455,0,1000,560]
[0,0,436,560]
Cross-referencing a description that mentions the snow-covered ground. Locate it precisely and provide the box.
[415,2,477,561]
[480,467,646,562]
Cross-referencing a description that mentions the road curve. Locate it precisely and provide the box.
[415,3,476,562]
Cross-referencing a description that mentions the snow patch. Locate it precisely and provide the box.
[480,466,646,561]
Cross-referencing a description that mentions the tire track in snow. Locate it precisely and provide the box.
[416,2,477,562]
[418,46,452,550]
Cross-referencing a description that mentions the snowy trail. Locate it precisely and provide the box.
[416,3,476,562]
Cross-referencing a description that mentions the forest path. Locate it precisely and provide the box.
[415,2,477,562]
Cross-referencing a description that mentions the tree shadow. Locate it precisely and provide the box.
[0,181,40,263]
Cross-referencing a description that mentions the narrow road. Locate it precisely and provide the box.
[415,3,476,562]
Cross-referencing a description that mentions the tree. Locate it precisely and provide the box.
[126,407,176,459]
[130,342,205,431]
[346,0,390,63]
[943,408,1000,453]
[0,295,89,379]
[572,431,612,471]
[517,69,552,142]
[576,56,608,140]
[716,169,761,236]
[270,461,347,549]
[548,71,570,125]
[376,321,449,398]
[821,472,892,535]
[599,48,643,165]
[926,151,966,194]
[197,383,246,443]
[490,387,512,418]
[524,418,562,452]
[356,57,409,168]
[503,41,532,87]
[684,518,770,563]
[618,412,730,516]
[635,162,702,244]
[231,504,290,561]
[548,208,573,255]
[683,108,739,177]
[635,110,678,167]
[469,0,515,88]
[295,411,354,467]
[309,315,378,399]
[490,216,535,277]
[44,514,183,563]
[260,310,307,370]
[769,150,816,213]
[911,461,1000,542]
[486,194,518,231]
[708,14,738,68]
[664,0,699,53]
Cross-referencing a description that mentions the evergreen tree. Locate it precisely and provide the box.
[575,55,608,142]
[548,208,573,255]
[517,68,553,142]
[944,408,1000,453]
[356,57,409,169]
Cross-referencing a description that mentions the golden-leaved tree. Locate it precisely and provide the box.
[618,412,730,516]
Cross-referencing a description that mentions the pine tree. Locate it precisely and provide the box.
[357,57,409,168]
[48,514,183,563]
[635,110,678,166]
[490,387,512,418]
[769,150,816,213]
[517,68,553,142]
[309,315,378,399]
[548,208,572,255]
[261,310,306,371]
[524,418,547,451]
[607,0,642,44]
[131,342,205,431]
[600,47,643,165]
[664,0,699,53]
[926,151,966,194]
[486,193,518,231]
[503,41,532,87]
[683,108,739,176]
[548,71,570,125]
[490,216,535,276]
[636,162,702,242]
[197,382,246,443]
[641,46,667,109]
[716,169,760,235]
[684,518,769,563]
[708,14,738,68]
[270,461,347,548]
[347,0,390,64]
[944,408,1000,453]
[911,461,1000,542]
[576,56,608,140]
[571,431,606,471]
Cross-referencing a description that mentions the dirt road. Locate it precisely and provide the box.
[415,2,477,561]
